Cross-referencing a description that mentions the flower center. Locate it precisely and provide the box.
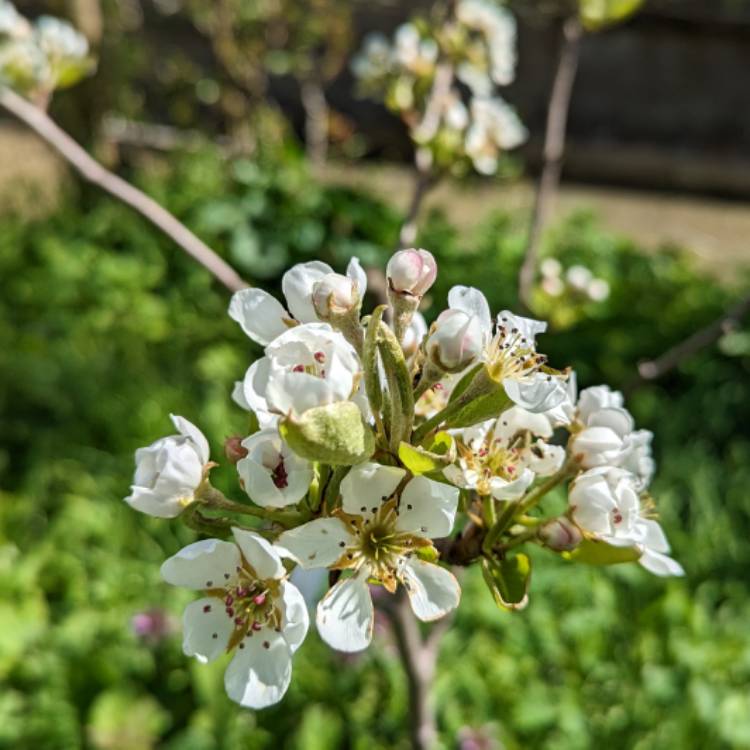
[271,458,288,489]
[486,324,548,384]
[337,501,429,592]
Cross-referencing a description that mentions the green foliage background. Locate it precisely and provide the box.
[1,149,749,750]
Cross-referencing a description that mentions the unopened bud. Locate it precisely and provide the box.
[538,517,583,552]
[425,309,484,373]
[386,248,437,297]
[312,273,360,320]
[224,435,249,464]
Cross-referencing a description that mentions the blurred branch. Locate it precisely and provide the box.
[518,15,583,311]
[632,292,750,384]
[380,590,444,750]
[101,115,233,154]
[300,73,329,167]
[398,165,435,249]
[0,87,248,293]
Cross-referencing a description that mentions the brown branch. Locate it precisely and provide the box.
[633,292,750,383]
[381,590,444,750]
[518,16,583,311]
[0,87,248,293]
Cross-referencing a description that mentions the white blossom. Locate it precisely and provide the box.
[277,463,460,652]
[229,258,366,346]
[445,285,568,413]
[445,405,563,500]
[425,308,485,372]
[465,96,527,175]
[569,467,684,576]
[161,528,309,708]
[393,23,438,77]
[125,415,209,518]
[387,248,437,297]
[236,429,313,508]
[0,1,30,38]
[240,322,362,422]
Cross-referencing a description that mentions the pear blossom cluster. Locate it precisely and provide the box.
[0,1,93,100]
[125,247,683,710]
[351,0,526,175]
[540,259,610,302]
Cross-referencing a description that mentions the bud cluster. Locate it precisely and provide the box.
[350,0,526,176]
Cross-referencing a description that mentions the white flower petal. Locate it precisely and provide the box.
[346,256,368,299]
[448,285,493,341]
[497,310,547,342]
[169,415,210,465]
[232,380,252,411]
[228,288,290,346]
[641,519,671,554]
[396,476,459,538]
[125,486,185,519]
[341,462,406,518]
[278,580,310,653]
[224,627,293,709]
[639,549,684,577]
[276,518,353,570]
[489,468,534,500]
[265,367,338,416]
[282,261,334,323]
[400,558,460,621]
[231,528,285,580]
[241,358,273,420]
[587,407,635,436]
[181,597,234,663]
[316,571,374,652]
[161,539,241,590]
[503,373,568,413]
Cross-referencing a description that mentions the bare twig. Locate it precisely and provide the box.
[518,16,583,310]
[381,590,445,750]
[632,292,750,383]
[0,87,248,293]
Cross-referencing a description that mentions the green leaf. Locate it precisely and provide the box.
[563,538,641,565]
[579,0,645,30]
[445,379,511,430]
[448,363,483,403]
[280,401,375,466]
[398,432,456,475]
[481,554,531,611]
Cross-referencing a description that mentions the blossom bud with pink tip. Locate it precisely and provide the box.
[386,248,437,297]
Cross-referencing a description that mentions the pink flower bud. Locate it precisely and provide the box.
[538,517,583,552]
[224,435,248,464]
[386,248,437,297]
[426,309,484,372]
[312,273,359,319]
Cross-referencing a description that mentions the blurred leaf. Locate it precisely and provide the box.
[563,538,641,565]
[579,0,645,30]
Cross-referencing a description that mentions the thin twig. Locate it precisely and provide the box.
[632,292,750,384]
[517,16,583,311]
[0,86,248,293]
